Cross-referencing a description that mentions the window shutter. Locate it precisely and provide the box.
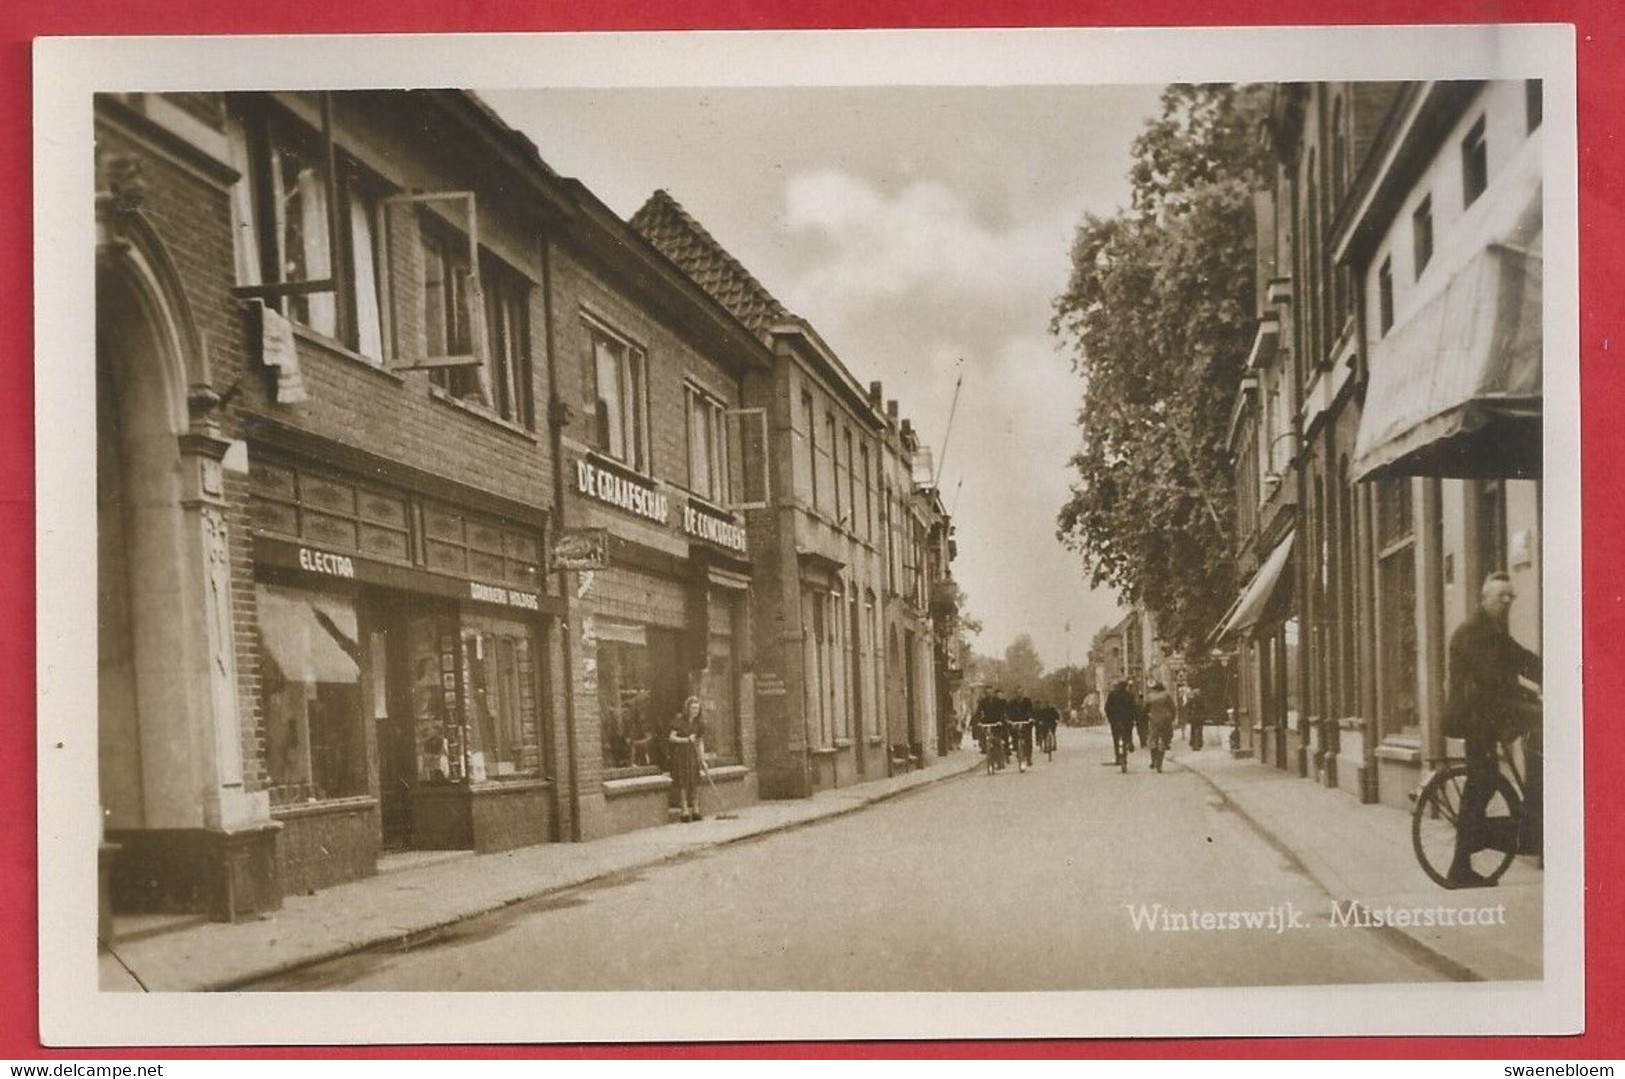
[380,195,423,368]
[724,407,771,511]
[380,190,483,372]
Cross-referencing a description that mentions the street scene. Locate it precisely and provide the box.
[80,41,1557,1026]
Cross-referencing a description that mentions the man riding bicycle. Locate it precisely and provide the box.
[1444,572,1542,889]
[973,690,1009,772]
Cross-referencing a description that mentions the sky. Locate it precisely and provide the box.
[481,84,1167,669]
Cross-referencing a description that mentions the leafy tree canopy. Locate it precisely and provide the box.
[1052,83,1271,650]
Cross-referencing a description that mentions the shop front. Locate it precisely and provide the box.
[571,450,755,837]
[250,454,561,893]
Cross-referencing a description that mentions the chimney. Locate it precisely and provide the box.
[886,399,899,420]
[868,381,884,406]
[901,419,914,438]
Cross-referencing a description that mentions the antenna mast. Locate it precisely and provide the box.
[934,361,964,488]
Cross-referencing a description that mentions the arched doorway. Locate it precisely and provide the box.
[95,233,279,920]
[98,261,189,835]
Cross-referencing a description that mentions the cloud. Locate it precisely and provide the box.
[782,169,1073,322]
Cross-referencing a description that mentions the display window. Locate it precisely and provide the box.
[699,589,741,764]
[460,613,544,780]
[257,583,369,805]
[597,624,656,771]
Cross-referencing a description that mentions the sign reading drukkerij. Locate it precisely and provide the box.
[576,456,669,524]
[550,527,610,572]
[682,502,747,554]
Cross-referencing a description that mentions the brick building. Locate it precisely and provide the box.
[1218,79,1545,819]
[632,191,952,796]
[96,90,575,919]
[547,182,771,837]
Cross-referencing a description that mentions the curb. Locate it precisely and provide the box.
[1172,755,1485,984]
[208,755,983,991]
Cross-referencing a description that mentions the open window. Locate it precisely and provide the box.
[724,407,771,511]
[381,191,490,402]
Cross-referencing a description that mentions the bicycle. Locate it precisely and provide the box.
[1411,714,1539,889]
[1009,719,1035,773]
[1041,725,1056,761]
[976,721,1007,775]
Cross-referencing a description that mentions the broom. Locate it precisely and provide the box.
[698,743,738,820]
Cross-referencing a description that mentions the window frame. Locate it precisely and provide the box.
[684,379,732,506]
[583,315,652,474]
[1377,256,1395,336]
[1461,115,1488,209]
[1412,194,1434,279]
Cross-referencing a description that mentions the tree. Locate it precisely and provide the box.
[1002,634,1045,697]
[1052,83,1271,649]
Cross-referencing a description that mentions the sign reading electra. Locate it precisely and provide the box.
[299,546,356,579]
[576,457,669,524]
[682,502,747,553]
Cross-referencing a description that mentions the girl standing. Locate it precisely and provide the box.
[668,696,707,822]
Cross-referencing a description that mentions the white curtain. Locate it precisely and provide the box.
[349,197,384,362]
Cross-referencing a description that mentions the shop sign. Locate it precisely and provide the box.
[468,580,540,611]
[298,546,356,579]
[550,527,609,571]
[576,457,668,525]
[682,501,747,554]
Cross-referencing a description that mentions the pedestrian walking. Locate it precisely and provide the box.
[1104,680,1137,770]
[1144,680,1176,773]
[1132,682,1149,753]
[668,695,708,822]
[1185,684,1205,750]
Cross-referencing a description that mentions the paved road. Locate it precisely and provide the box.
[257,729,1447,991]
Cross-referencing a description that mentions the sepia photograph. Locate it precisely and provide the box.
[35,24,1581,1043]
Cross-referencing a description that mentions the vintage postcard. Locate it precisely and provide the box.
[35,24,1581,1043]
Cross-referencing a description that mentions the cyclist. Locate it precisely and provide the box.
[1035,704,1059,758]
[1444,572,1542,888]
[973,690,1009,772]
[1008,696,1036,772]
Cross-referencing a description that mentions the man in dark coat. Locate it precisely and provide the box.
[1446,572,1542,887]
[1104,680,1137,767]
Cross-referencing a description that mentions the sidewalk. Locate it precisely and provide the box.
[100,752,984,992]
[1168,733,1543,982]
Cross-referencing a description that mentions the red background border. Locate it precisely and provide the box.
[3,0,1620,1060]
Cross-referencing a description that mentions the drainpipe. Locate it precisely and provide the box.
[540,231,581,842]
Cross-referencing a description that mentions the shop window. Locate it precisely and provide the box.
[460,615,542,780]
[685,382,731,505]
[1376,476,1419,735]
[257,584,368,804]
[1412,194,1434,278]
[228,97,387,362]
[699,595,741,764]
[584,319,649,472]
[1461,115,1488,208]
[598,627,655,771]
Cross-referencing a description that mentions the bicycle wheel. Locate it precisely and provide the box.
[1411,764,1523,888]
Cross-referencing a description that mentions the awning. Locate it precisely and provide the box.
[1214,532,1295,642]
[1352,240,1542,481]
